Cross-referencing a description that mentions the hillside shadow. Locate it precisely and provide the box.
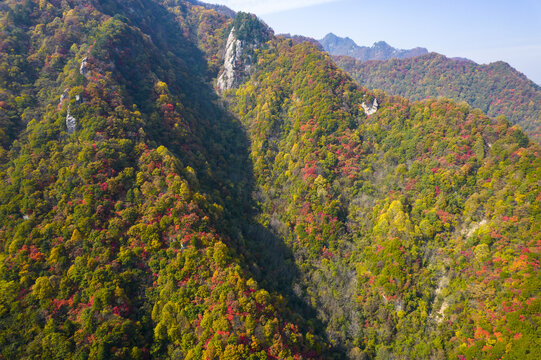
[95,0,346,357]
[221,130,347,358]
[202,97,345,356]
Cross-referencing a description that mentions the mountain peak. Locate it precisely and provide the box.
[373,40,391,47]
[217,12,273,91]
[323,32,338,39]
[319,33,428,61]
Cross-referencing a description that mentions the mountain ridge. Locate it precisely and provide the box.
[319,32,428,61]
[0,1,326,358]
[334,52,541,143]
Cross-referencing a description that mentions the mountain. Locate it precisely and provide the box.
[334,53,541,143]
[226,36,540,360]
[0,1,323,358]
[319,33,428,61]
[278,33,324,50]
[187,0,236,17]
[0,1,539,360]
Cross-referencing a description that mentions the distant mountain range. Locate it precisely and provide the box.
[279,33,324,50]
[334,52,541,143]
[319,32,428,61]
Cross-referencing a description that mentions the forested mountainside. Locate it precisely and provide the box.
[334,53,541,143]
[319,33,428,62]
[0,1,539,360]
[0,1,323,358]
[225,38,540,360]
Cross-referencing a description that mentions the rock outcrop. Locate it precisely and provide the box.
[361,98,378,115]
[59,88,69,105]
[66,107,77,134]
[216,13,273,92]
[80,57,89,77]
[217,28,243,91]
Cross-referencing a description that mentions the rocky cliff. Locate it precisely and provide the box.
[217,27,244,90]
[216,12,273,91]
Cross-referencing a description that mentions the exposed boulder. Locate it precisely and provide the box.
[59,88,69,105]
[80,57,89,77]
[66,107,77,134]
[361,98,378,115]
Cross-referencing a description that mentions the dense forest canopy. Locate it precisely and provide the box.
[0,1,539,359]
[334,53,541,144]
[226,37,540,359]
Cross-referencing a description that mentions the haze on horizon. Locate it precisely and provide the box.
[207,0,541,85]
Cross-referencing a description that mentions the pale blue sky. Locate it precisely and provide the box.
[208,0,541,84]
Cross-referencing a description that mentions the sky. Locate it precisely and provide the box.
[207,0,541,85]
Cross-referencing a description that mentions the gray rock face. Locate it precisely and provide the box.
[59,88,69,105]
[216,13,273,92]
[361,98,378,115]
[217,28,244,91]
[66,107,77,134]
[80,57,89,77]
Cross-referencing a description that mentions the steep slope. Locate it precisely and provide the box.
[0,1,324,359]
[0,1,539,360]
[335,53,541,143]
[216,12,273,91]
[320,33,428,61]
[225,36,540,359]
